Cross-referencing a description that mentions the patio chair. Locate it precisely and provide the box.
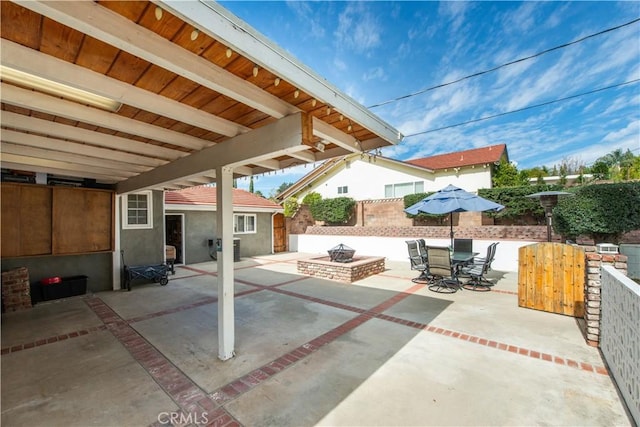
[426,246,461,293]
[461,242,499,291]
[406,240,430,283]
[453,238,473,253]
[416,238,428,263]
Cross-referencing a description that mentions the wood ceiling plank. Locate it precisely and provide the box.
[137,3,184,40]
[75,36,120,74]
[234,110,271,129]
[159,76,203,103]
[40,17,84,62]
[97,0,147,23]
[0,2,41,49]
[20,0,296,118]
[107,50,151,84]
[171,23,215,55]
[201,41,236,68]
[135,65,179,94]
[200,93,237,116]
[1,104,31,116]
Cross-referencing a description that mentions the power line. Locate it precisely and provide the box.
[368,17,640,109]
[403,79,640,138]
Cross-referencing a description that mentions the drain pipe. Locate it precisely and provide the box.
[271,212,276,254]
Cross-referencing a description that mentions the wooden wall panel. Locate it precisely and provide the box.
[1,184,52,257]
[1,183,113,258]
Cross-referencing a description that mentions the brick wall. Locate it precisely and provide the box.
[583,246,628,345]
[305,225,556,241]
[1,267,32,312]
[297,257,385,283]
[355,199,413,227]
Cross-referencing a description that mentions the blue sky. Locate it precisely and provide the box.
[220,1,640,196]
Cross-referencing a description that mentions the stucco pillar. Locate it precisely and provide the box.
[216,166,235,360]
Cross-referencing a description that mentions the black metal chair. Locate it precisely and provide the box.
[416,238,428,263]
[406,240,430,283]
[426,246,461,293]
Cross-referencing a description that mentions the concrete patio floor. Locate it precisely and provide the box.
[1,253,632,426]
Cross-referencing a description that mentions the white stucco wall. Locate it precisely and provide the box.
[290,234,531,272]
[302,159,492,201]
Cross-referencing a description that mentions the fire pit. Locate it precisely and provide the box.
[327,243,355,263]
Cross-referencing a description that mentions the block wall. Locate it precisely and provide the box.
[1,267,32,312]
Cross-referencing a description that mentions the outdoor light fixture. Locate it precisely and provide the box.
[226,48,233,58]
[190,28,199,41]
[526,191,573,242]
[294,89,300,98]
[274,77,280,86]
[155,6,163,20]
[0,65,122,112]
[315,141,325,152]
[252,65,259,77]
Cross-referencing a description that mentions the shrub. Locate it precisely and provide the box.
[479,184,563,222]
[283,196,298,217]
[302,192,322,206]
[310,197,355,225]
[553,182,640,244]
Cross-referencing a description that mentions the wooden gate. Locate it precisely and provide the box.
[273,213,286,253]
[518,243,585,317]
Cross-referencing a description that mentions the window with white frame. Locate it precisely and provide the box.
[123,191,153,229]
[384,181,424,198]
[337,186,348,194]
[234,214,256,234]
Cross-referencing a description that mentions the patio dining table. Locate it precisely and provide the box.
[451,251,479,278]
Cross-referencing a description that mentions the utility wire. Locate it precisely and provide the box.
[368,17,640,109]
[404,79,640,138]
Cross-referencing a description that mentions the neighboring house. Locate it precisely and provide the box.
[277,144,508,202]
[164,186,284,264]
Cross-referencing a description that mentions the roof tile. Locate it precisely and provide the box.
[165,186,281,209]
[406,144,507,170]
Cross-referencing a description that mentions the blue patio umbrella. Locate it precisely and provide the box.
[404,184,505,248]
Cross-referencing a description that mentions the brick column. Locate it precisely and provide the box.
[1,267,32,312]
[584,246,628,345]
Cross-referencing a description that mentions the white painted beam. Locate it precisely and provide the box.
[252,159,280,170]
[0,160,125,182]
[287,150,316,163]
[312,117,360,152]
[0,128,166,168]
[162,0,402,145]
[1,111,180,163]
[0,142,150,173]
[17,0,295,119]
[1,40,249,138]
[1,83,207,151]
[1,153,137,178]
[116,113,309,193]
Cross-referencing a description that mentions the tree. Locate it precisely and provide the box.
[254,190,264,198]
[275,181,294,195]
[249,176,254,193]
[492,159,528,187]
[309,197,355,225]
[302,192,322,206]
[283,197,298,217]
[553,182,640,244]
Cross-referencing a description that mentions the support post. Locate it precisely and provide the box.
[216,166,235,360]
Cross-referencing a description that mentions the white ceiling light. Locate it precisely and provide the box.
[0,65,122,112]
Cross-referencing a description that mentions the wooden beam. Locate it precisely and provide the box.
[1,111,179,162]
[17,0,295,119]
[0,142,150,173]
[252,159,280,170]
[163,0,402,145]
[1,83,208,151]
[0,155,133,179]
[116,113,308,193]
[287,150,316,163]
[1,40,249,138]
[0,128,165,168]
[312,117,360,152]
[0,161,120,183]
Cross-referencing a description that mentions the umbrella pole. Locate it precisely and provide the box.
[450,212,454,249]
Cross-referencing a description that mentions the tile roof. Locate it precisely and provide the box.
[406,144,507,170]
[165,186,281,209]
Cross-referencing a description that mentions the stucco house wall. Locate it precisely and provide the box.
[119,189,165,267]
[166,209,276,263]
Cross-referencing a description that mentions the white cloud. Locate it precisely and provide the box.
[285,1,325,39]
[334,3,381,53]
[500,2,539,35]
[438,1,469,33]
[333,57,347,72]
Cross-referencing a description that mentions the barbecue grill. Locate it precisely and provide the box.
[327,243,355,263]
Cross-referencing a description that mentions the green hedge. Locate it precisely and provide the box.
[478,184,563,219]
[310,197,356,225]
[554,182,640,243]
